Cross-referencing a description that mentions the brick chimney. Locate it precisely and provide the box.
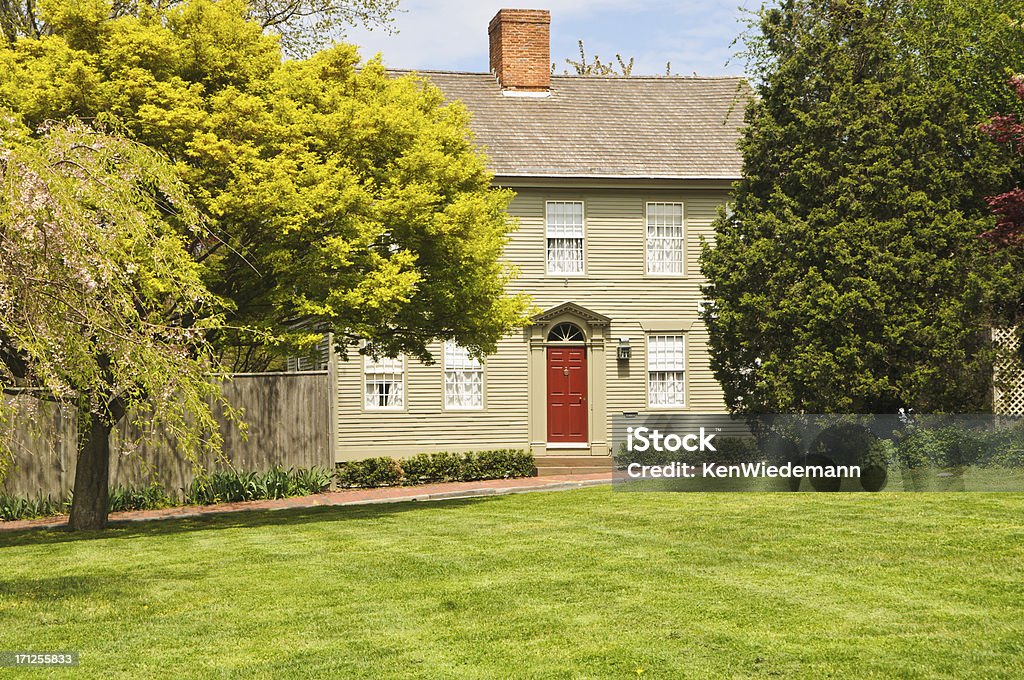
[488,9,551,93]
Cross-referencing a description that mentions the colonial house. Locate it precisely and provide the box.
[328,9,749,471]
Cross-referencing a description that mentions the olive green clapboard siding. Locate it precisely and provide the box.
[333,186,729,461]
[334,334,530,461]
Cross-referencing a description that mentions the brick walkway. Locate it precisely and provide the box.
[0,472,613,532]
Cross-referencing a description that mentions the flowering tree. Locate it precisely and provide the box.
[0,118,228,530]
[981,76,1024,247]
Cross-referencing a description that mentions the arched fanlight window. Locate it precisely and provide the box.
[547,322,586,342]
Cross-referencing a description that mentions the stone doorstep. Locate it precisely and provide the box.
[0,473,613,532]
[534,455,614,464]
[535,467,611,476]
[534,455,614,477]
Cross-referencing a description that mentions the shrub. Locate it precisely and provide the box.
[890,420,1024,470]
[336,449,535,488]
[613,440,671,468]
[706,436,762,465]
[1,466,336,521]
[335,457,404,489]
[0,493,68,521]
[461,449,535,481]
[108,483,174,512]
[402,452,463,485]
[184,466,336,505]
[289,466,333,495]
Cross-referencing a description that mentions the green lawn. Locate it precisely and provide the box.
[1,488,1023,678]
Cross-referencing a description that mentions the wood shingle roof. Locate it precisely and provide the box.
[399,70,750,180]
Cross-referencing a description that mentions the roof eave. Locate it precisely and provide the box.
[490,174,740,189]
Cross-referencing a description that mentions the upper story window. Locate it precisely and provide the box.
[364,354,404,410]
[546,201,584,275]
[443,341,483,410]
[648,335,685,407]
[646,202,685,275]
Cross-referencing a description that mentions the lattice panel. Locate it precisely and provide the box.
[993,327,1024,416]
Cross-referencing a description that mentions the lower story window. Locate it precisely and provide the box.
[648,335,685,407]
[444,341,483,409]
[365,355,404,409]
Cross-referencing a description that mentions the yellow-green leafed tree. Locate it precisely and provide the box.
[0,0,529,371]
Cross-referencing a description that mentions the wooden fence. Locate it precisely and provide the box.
[1,372,331,499]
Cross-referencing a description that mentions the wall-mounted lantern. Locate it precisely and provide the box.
[617,337,631,361]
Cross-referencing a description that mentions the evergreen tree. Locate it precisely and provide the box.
[700,0,1024,414]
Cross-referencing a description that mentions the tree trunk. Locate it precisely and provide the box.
[68,413,112,531]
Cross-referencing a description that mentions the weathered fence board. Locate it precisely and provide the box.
[2,372,330,499]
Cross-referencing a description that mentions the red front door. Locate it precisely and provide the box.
[547,347,588,443]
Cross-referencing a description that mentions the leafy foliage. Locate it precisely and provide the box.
[108,483,175,512]
[980,76,1024,248]
[1,1,526,528]
[701,0,1024,414]
[184,465,332,504]
[0,118,229,469]
[0,0,397,57]
[0,492,68,520]
[0,465,334,519]
[249,0,399,57]
[336,449,535,488]
[0,0,528,371]
[894,420,1024,469]
[612,436,762,468]
[334,456,404,488]
[402,449,535,484]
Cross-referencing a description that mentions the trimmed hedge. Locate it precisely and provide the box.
[334,457,404,489]
[336,449,535,488]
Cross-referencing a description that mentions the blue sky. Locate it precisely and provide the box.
[341,1,760,77]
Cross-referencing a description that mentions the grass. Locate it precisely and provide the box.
[1,488,1023,678]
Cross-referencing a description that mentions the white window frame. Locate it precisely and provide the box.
[363,354,405,411]
[443,341,484,411]
[645,202,685,276]
[647,335,686,408]
[545,200,585,276]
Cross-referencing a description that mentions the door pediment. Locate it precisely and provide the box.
[532,302,611,327]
